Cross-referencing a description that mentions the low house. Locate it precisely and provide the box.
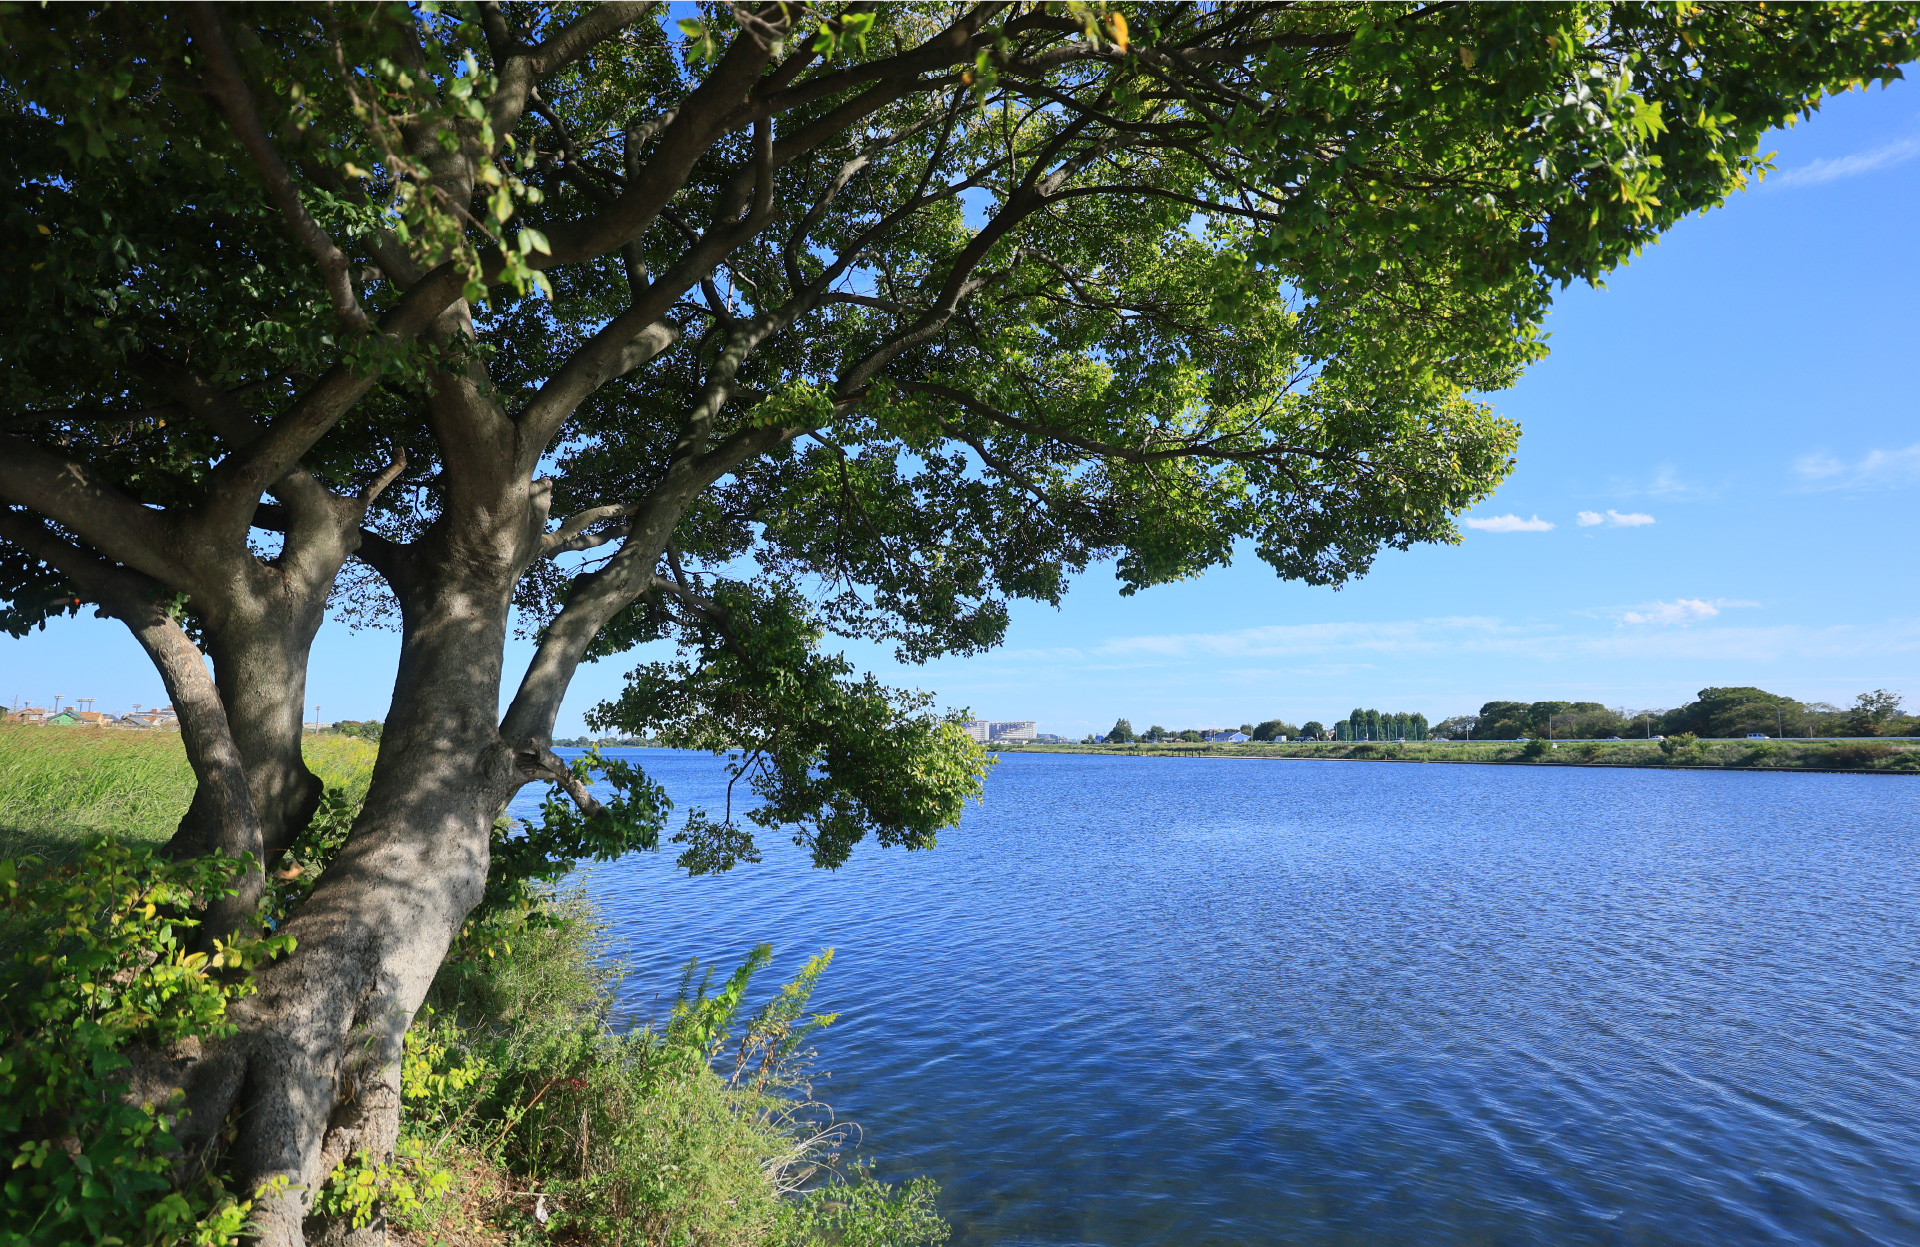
[1205,730,1250,743]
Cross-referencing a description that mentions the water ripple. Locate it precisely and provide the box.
[513,752,1920,1246]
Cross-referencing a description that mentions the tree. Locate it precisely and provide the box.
[1251,718,1295,742]
[1433,714,1478,740]
[1334,719,1352,742]
[1848,688,1904,735]
[1107,718,1138,745]
[3,4,1911,1240]
[1299,720,1325,741]
[1663,687,1801,738]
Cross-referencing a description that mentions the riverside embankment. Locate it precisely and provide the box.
[1001,735,1920,773]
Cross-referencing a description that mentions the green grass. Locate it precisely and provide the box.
[0,727,379,860]
[1007,736,1920,772]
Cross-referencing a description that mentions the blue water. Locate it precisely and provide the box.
[511,750,1920,1246]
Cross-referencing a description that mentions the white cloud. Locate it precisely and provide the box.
[1621,599,1721,626]
[1607,465,1721,502]
[1792,444,1920,492]
[1090,613,1920,667]
[1462,513,1553,533]
[1578,509,1655,528]
[1767,135,1920,189]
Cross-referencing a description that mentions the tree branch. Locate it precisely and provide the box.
[185,4,369,331]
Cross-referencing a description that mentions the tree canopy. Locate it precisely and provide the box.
[1,3,1914,1241]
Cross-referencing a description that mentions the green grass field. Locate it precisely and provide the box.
[0,727,378,859]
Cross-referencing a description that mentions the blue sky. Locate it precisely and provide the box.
[6,76,1917,737]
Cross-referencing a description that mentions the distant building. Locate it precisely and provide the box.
[121,706,179,729]
[960,720,1038,742]
[1206,730,1250,743]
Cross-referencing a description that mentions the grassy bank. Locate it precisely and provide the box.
[1005,736,1920,773]
[0,726,377,858]
[0,726,947,1245]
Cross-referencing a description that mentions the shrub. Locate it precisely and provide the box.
[381,893,949,1246]
[1659,732,1700,759]
[1519,738,1549,760]
[1826,742,1893,769]
[0,841,293,1247]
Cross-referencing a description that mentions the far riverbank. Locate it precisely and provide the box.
[997,736,1920,774]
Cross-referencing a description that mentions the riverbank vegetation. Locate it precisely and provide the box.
[0,730,947,1245]
[1011,735,1920,773]
[1096,688,1918,748]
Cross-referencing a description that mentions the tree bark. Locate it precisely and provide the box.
[227,446,535,1245]
[170,618,325,866]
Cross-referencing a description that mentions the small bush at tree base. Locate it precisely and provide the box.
[0,841,294,1247]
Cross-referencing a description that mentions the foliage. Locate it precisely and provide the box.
[590,587,991,874]
[312,1137,451,1233]
[1661,687,1800,738]
[1105,719,1137,745]
[1659,732,1701,758]
[401,894,945,1247]
[0,841,294,1247]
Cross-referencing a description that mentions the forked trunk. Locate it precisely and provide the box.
[217,548,526,1246]
[171,618,326,865]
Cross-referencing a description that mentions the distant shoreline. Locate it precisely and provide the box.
[993,738,1920,775]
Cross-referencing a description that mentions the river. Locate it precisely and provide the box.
[513,749,1920,1246]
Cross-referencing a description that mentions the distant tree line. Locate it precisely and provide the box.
[1431,688,1914,740]
[1332,710,1429,742]
[1087,687,1911,746]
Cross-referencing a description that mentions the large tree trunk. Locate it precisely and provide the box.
[170,617,326,865]
[219,505,532,1246]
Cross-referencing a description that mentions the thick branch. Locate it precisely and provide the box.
[186,4,369,331]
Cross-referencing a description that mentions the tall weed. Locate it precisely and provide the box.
[392,893,947,1246]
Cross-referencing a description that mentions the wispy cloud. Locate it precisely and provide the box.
[1792,444,1920,492]
[1621,599,1720,626]
[1462,513,1554,533]
[1618,597,1760,627]
[1577,509,1656,528]
[1092,613,1920,667]
[1768,134,1920,189]
[1606,465,1721,503]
